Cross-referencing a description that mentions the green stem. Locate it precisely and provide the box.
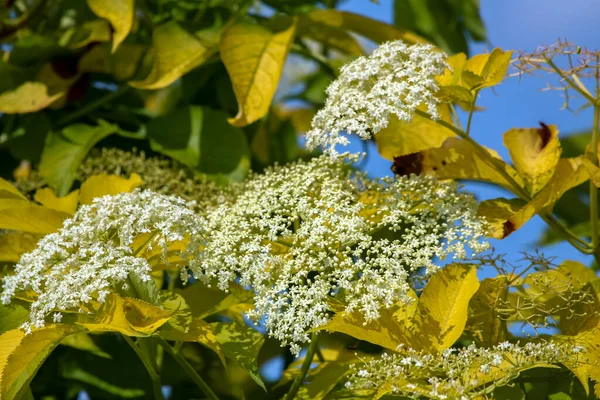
[157,338,220,400]
[55,85,131,128]
[123,336,165,400]
[285,333,319,400]
[591,104,599,251]
[465,90,479,136]
[415,109,594,253]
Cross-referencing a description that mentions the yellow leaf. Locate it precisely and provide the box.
[0,178,27,201]
[479,157,590,237]
[0,82,63,114]
[158,317,226,366]
[0,231,40,263]
[122,297,174,335]
[78,173,143,205]
[87,0,134,52]
[78,294,147,337]
[0,199,69,234]
[393,137,524,191]
[463,48,513,90]
[220,16,297,127]
[436,53,467,87]
[0,325,79,400]
[317,290,418,351]
[297,14,363,55]
[34,188,79,215]
[503,124,561,194]
[466,276,509,346]
[477,198,527,239]
[129,22,217,89]
[376,104,456,159]
[412,264,480,352]
[304,10,427,45]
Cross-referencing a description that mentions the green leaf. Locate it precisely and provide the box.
[6,112,52,164]
[211,322,266,390]
[0,325,79,400]
[494,385,526,400]
[179,281,254,320]
[87,0,134,52]
[148,106,250,181]
[39,121,122,195]
[60,333,112,359]
[220,16,297,127]
[130,21,218,89]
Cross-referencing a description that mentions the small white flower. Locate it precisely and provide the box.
[306,40,449,155]
[2,190,207,332]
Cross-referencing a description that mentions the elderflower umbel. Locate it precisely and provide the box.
[1,190,206,333]
[346,341,586,399]
[306,40,448,155]
[190,155,488,354]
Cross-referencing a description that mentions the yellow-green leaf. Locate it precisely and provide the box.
[376,104,456,159]
[87,0,134,52]
[503,124,561,194]
[158,317,226,366]
[0,231,40,263]
[297,14,363,55]
[78,43,146,81]
[304,10,427,45]
[0,325,79,400]
[220,16,297,127]
[179,281,254,320]
[0,199,69,234]
[212,322,266,390]
[294,361,349,400]
[412,264,480,352]
[78,173,143,205]
[466,276,509,346]
[0,178,27,201]
[34,188,79,215]
[129,22,217,89]
[0,82,63,114]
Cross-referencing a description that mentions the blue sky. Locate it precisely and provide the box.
[339,0,600,268]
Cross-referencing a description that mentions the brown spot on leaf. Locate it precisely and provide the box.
[502,220,516,238]
[537,122,552,150]
[391,153,423,176]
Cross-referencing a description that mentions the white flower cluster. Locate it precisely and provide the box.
[1,190,206,333]
[306,40,448,155]
[346,342,585,399]
[191,155,488,354]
